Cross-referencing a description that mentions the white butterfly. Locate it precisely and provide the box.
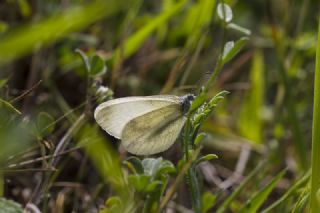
[94,94,194,155]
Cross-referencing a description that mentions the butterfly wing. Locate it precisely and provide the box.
[121,104,187,155]
[94,95,181,138]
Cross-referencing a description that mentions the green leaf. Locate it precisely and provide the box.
[222,41,234,59]
[227,23,251,36]
[75,49,90,73]
[217,3,233,22]
[37,112,55,137]
[142,158,163,177]
[207,90,229,108]
[190,92,207,113]
[195,154,218,166]
[123,156,143,174]
[155,160,176,178]
[239,169,287,213]
[105,196,122,208]
[188,167,202,212]
[222,37,249,65]
[128,174,151,193]
[194,132,207,146]
[0,197,23,213]
[145,180,163,193]
[192,91,229,127]
[201,192,216,213]
[102,196,123,213]
[90,55,107,77]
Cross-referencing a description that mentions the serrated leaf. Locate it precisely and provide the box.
[37,112,55,137]
[217,3,233,22]
[239,169,287,213]
[90,54,107,77]
[222,37,249,65]
[201,192,216,213]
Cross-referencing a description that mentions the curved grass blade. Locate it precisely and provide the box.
[239,169,287,213]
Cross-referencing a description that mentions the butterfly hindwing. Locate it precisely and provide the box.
[121,104,186,155]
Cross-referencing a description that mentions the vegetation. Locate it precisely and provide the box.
[0,0,318,212]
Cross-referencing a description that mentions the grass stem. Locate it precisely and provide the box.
[310,19,320,213]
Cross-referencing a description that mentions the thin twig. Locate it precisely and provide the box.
[0,168,57,173]
[10,80,42,104]
[51,113,86,167]
[7,146,81,168]
[160,51,188,94]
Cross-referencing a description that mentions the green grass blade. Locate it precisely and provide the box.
[0,0,131,65]
[77,125,131,205]
[112,0,187,64]
[239,169,287,213]
[216,160,266,213]
[238,49,264,144]
[310,18,320,213]
[261,169,311,213]
[182,0,216,49]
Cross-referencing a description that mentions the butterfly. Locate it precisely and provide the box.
[94,94,194,155]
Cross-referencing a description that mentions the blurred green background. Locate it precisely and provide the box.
[0,0,319,212]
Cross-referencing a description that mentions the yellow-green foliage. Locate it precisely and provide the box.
[238,50,264,143]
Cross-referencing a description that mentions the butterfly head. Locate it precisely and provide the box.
[180,94,195,114]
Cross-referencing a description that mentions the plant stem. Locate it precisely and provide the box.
[0,173,3,197]
[310,19,320,213]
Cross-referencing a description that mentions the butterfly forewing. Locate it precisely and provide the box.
[94,95,182,138]
[121,104,186,155]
